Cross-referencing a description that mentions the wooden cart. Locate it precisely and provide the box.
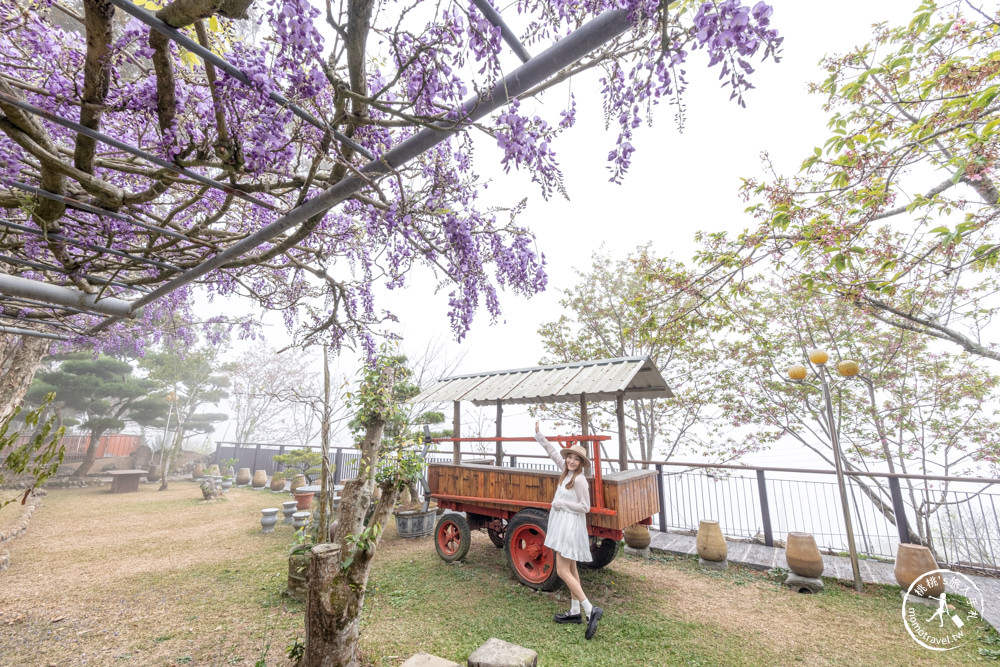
[427,434,659,590]
[411,355,671,590]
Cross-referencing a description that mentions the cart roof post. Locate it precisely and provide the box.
[410,355,672,469]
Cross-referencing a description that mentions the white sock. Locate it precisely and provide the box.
[570,599,580,614]
[581,599,593,619]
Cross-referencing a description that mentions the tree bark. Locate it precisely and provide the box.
[0,335,48,421]
[302,372,401,667]
[72,426,108,478]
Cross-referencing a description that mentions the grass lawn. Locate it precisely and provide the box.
[0,483,996,666]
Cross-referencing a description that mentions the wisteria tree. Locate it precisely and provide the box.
[0,0,781,402]
[693,0,1000,360]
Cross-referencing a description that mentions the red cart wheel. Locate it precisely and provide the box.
[435,513,471,562]
[504,509,560,591]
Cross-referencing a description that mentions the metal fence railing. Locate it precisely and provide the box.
[213,441,1000,576]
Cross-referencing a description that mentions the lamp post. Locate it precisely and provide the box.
[788,350,864,592]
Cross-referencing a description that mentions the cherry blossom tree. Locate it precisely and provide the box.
[694,0,1000,360]
[536,245,741,465]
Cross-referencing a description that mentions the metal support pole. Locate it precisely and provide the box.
[333,449,343,485]
[656,464,667,533]
[495,399,503,466]
[0,273,133,317]
[452,401,461,464]
[616,391,628,471]
[888,476,912,544]
[756,469,773,547]
[819,369,864,592]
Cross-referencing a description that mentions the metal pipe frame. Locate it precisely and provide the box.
[0,311,77,333]
[0,273,133,317]
[1,176,191,242]
[0,324,70,340]
[86,7,635,334]
[0,91,281,212]
[0,254,150,293]
[105,0,374,160]
[0,218,181,272]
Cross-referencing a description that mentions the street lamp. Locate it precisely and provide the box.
[787,349,864,593]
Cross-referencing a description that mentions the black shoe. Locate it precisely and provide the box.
[554,611,583,624]
[585,606,603,639]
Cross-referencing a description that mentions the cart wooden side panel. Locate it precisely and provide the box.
[428,462,659,532]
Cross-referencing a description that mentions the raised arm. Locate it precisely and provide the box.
[534,421,565,469]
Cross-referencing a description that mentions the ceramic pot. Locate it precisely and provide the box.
[785,532,824,578]
[623,524,651,549]
[236,467,252,486]
[192,463,204,479]
[895,544,944,597]
[252,470,268,488]
[282,500,299,524]
[292,510,311,531]
[146,464,161,483]
[270,473,286,492]
[221,479,233,493]
[696,520,727,562]
[260,508,279,533]
[294,491,315,510]
[393,507,436,538]
[290,474,307,495]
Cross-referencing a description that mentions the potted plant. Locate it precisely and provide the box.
[219,457,237,493]
[379,448,436,539]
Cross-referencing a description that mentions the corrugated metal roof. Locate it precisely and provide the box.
[410,355,673,406]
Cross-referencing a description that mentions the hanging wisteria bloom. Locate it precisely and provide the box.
[0,0,781,358]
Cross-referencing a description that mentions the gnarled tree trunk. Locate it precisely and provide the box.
[301,361,403,667]
[0,335,48,421]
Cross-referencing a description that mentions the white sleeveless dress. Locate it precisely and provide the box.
[535,433,593,562]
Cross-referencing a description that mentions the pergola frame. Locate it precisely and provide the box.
[0,4,640,341]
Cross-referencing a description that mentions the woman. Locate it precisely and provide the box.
[534,421,603,640]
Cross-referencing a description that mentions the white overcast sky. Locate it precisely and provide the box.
[221,0,923,466]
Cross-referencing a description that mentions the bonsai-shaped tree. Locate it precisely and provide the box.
[272,448,324,484]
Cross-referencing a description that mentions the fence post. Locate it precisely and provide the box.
[888,476,911,544]
[214,441,221,465]
[656,464,667,534]
[756,469,773,547]
[333,449,343,485]
[510,455,518,469]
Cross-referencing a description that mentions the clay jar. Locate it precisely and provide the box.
[294,491,315,511]
[290,474,307,495]
[236,467,252,486]
[270,473,286,492]
[192,463,204,479]
[895,544,944,597]
[696,520,727,562]
[784,532,824,578]
[146,464,161,483]
[623,524,651,549]
[252,470,268,488]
